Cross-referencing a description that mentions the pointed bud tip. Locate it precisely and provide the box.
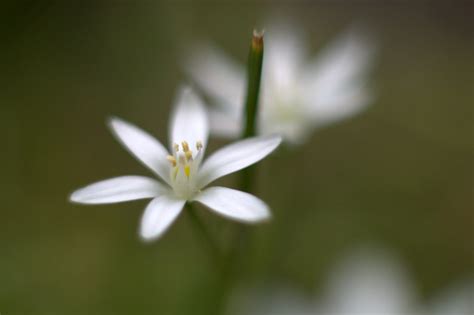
[252,29,264,51]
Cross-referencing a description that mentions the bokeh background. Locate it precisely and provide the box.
[1,1,472,314]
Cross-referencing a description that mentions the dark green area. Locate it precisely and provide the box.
[242,31,264,139]
[1,2,472,314]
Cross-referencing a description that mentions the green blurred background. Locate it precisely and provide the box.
[1,1,472,314]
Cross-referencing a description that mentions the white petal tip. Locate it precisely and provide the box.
[69,191,82,203]
[138,196,185,243]
[68,176,165,205]
[106,116,122,130]
[138,223,172,243]
[229,210,272,224]
[258,134,283,154]
[175,85,198,103]
[139,230,162,243]
[248,205,272,223]
[270,134,283,147]
[244,211,272,224]
[69,190,94,204]
[178,84,192,94]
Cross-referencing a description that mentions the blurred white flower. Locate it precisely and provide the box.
[320,247,418,315]
[227,246,416,315]
[428,279,473,315]
[70,86,281,241]
[185,24,375,145]
[227,246,473,315]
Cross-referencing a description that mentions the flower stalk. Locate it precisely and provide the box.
[242,30,264,139]
[186,203,223,268]
[214,32,267,314]
[240,30,265,193]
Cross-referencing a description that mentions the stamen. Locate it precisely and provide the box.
[173,143,179,152]
[172,166,179,180]
[166,155,176,167]
[181,141,190,152]
[178,155,186,165]
[185,150,193,161]
[196,141,203,150]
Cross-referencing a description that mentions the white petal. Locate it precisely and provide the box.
[430,280,474,315]
[301,29,375,124]
[170,86,209,153]
[197,135,281,188]
[108,117,171,184]
[139,195,185,241]
[70,176,167,204]
[264,23,307,90]
[208,108,242,138]
[183,42,245,110]
[323,247,416,315]
[194,187,270,223]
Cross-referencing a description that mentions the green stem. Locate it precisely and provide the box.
[215,31,266,315]
[240,30,264,193]
[241,30,264,139]
[234,29,265,257]
[186,203,223,268]
[214,31,266,314]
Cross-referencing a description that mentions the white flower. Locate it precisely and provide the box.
[227,246,418,315]
[227,245,473,315]
[185,24,375,145]
[320,247,418,315]
[70,86,281,241]
[428,279,473,315]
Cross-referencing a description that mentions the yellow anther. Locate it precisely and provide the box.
[181,141,190,152]
[166,155,176,167]
[173,143,179,152]
[185,150,193,161]
[184,165,191,178]
[196,141,203,150]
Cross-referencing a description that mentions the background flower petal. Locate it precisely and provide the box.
[264,22,308,91]
[183,42,245,110]
[207,108,242,138]
[301,28,375,126]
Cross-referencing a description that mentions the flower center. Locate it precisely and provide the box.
[166,140,203,199]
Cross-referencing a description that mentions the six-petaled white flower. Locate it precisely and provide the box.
[70,86,281,241]
[185,24,375,145]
